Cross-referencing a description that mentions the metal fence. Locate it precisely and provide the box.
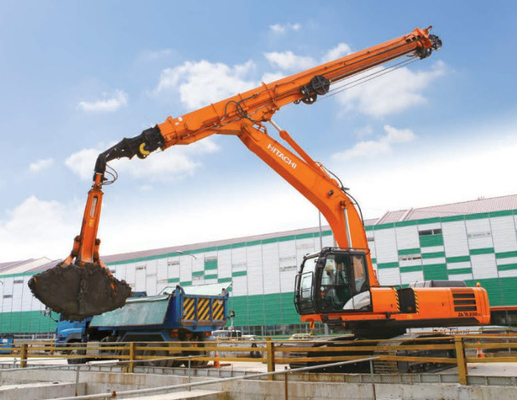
[1,334,517,385]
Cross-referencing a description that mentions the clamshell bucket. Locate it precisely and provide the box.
[28,261,131,321]
[28,173,131,321]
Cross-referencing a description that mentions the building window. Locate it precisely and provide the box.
[399,254,422,262]
[419,228,442,236]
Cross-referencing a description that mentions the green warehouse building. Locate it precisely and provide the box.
[1,194,517,338]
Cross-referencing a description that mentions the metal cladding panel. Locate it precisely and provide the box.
[450,273,473,281]
[247,246,264,295]
[156,258,168,292]
[374,229,398,263]
[466,219,493,249]
[12,278,24,312]
[447,261,471,270]
[322,234,334,248]
[421,246,445,254]
[192,255,204,273]
[295,238,314,260]
[231,247,247,295]
[499,270,517,278]
[296,237,316,265]
[180,257,193,282]
[135,267,147,292]
[396,226,419,249]
[279,240,296,293]
[280,269,297,293]
[400,270,423,285]
[21,276,33,312]
[90,295,170,327]
[232,276,247,296]
[279,240,296,259]
[1,278,13,312]
[156,280,169,295]
[498,257,517,266]
[491,216,517,252]
[399,258,423,268]
[113,265,125,282]
[262,242,280,294]
[377,268,401,286]
[422,256,446,266]
[167,258,180,281]
[217,249,232,279]
[156,258,167,280]
[125,263,136,288]
[471,254,498,279]
[442,221,469,257]
[368,240,377,259]
[231,247,246,270]
[146,259,157,277]
[417,222,442,231]
[146,274,157,295]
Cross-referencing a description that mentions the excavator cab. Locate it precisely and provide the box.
[294,248,371,316]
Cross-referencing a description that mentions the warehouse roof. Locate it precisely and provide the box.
[373,194,517,225]
[2,194,517,275]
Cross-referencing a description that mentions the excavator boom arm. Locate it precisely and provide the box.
[30,27,441,320]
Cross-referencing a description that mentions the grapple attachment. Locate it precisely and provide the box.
[28,261,131,321]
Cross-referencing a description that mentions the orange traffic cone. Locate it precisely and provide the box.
[476,340,485,358]
[213,351,221,368]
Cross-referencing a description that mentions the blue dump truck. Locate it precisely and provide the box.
[55,284,230,366]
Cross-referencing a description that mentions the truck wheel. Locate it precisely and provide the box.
[143,343,172,368]
[99,336,118,358]
[66,341,86,365]
[185,336,208,367]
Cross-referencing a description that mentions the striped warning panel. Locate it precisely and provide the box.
[197,298,210,321]
[183,297,197,321]
[212,299,225,321]
[182,296,226,323]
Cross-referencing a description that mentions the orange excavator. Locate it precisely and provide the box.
[29,27,456,331]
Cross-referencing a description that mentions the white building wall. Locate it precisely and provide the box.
[442,221,469,257]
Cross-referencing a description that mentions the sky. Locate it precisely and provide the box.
[1,0,517,262]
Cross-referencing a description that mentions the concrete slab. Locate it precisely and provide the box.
[126,389,223,399]
[0,382,86,400]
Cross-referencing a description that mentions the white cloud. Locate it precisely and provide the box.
[0,196,77,261]
[29,158,54,173]
[269,23,301,34]
[261,72,286,84]
[78,90,128,112]
[65,138,220,182]
[65,148,99,180]
[332,125,415,161]
[322,43,353,63]
[141,49,172,60]
[263,42,353,72]
[336,60,448,117]
[340,133,517,218]
[264,51,315,71]
[153,60,258,109]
